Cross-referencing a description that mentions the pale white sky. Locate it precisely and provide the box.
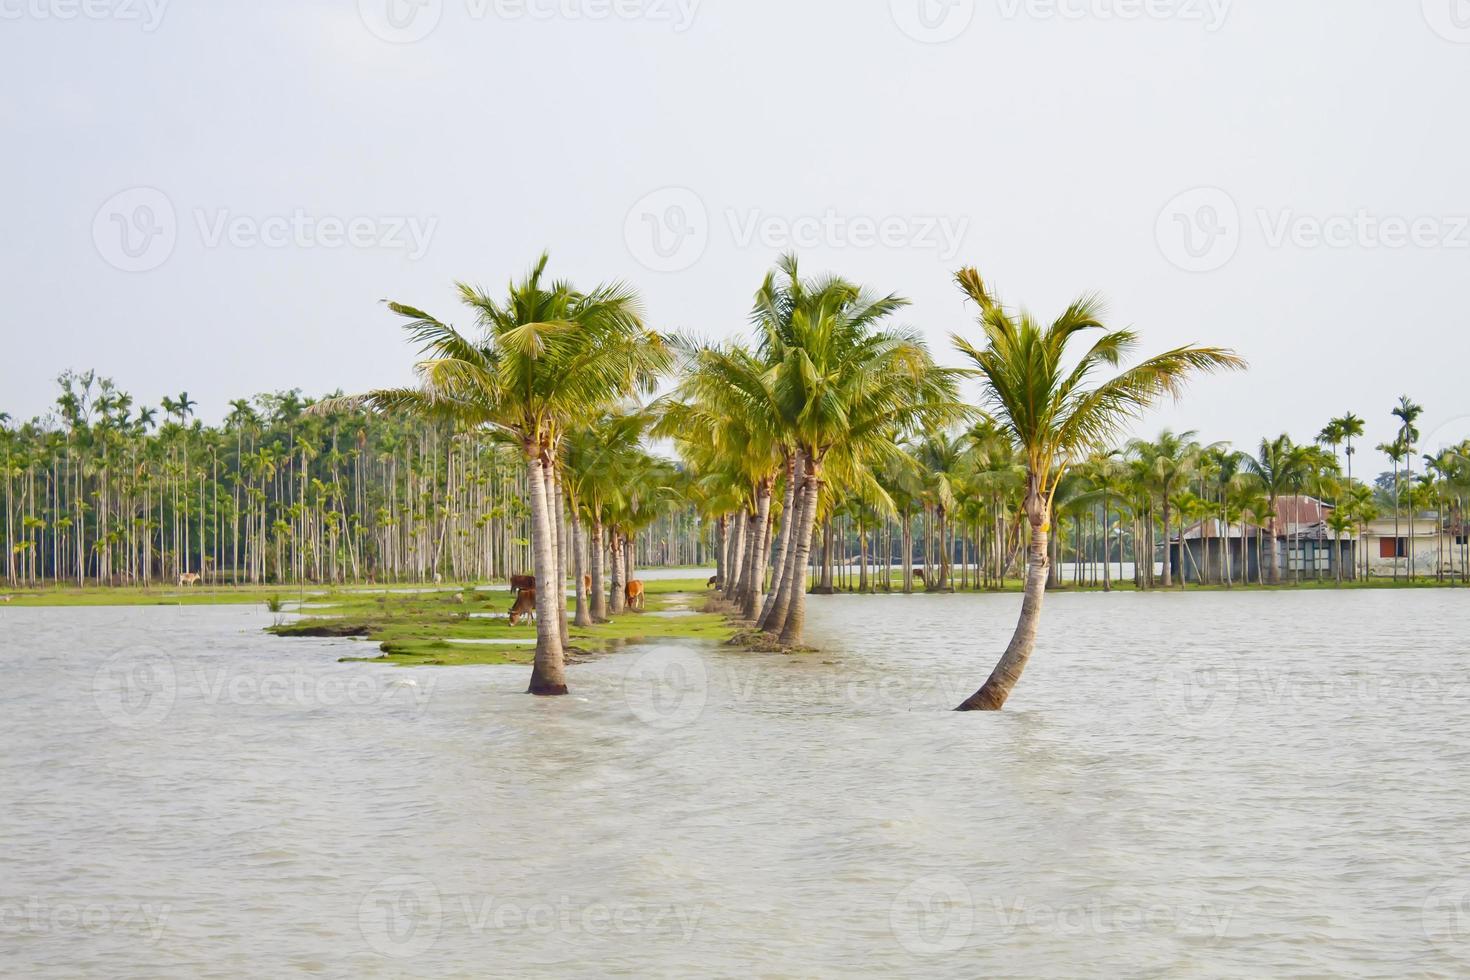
[4,0,1469,476]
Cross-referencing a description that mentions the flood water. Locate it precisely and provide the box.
[2,589,1469,977]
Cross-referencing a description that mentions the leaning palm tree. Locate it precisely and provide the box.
[340,252,668,696]
[950,268,1245,711]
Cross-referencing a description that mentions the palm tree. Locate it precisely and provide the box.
[1129,429,1200,588]
[750,254,961,646]
[1393,396,1424,580]
[1243,435,1310,585]
[1378,438,1408,582]
[950,267,1244,711]
[344,252,668,696]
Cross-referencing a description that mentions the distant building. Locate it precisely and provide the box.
[1361,516,1468,578]
[1169,496,1353,584]
[1171,496,1469,583]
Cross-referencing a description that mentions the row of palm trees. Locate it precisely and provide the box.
[13,251,1466,708]
[0,369,707,591]
[345,251,1243,707]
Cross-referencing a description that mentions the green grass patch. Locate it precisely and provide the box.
[268,578,736,667]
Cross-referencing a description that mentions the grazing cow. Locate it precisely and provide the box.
[624,580,645,611]
[509,574,535,594]
[508,587,537,626]
[178,572,200,587]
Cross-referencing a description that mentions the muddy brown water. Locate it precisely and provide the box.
[2,588,1468,976]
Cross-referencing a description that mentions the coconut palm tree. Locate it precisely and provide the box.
[751,254,962,646]
[1128,430,1200,588]
[1392,396,1424,580]
[1243,435,1311,585]
[949,268,1244,711]
[343,252,668,696]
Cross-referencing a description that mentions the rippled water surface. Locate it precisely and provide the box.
[3,589,1469,977]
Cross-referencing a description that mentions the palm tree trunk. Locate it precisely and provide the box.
[957,518,1049,711]
[742,483,772,620]
[725,511,747,602]
[778,470,823,646]
[571,505,592,628]
[525,449,567,696]
[765,465,816,636]
[591,520,608,622]
[757,455,799,625]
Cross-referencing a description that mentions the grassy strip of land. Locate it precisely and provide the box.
[267,577,736,667]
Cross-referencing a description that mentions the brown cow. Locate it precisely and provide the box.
[508,587,537,626]
[584,574,592,592]
[510,574,535,593]
[624,580,645,611]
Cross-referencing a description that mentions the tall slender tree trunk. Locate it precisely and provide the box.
[757,455,799,626]
[725,511,746,602]
[956,516,1049,711]
[609,531,625,614]
[763,466,814,635]
[525,448,567,696]
[778,468,823,646]
[742,481,772,620]
[571,505,592,628]
[591,520,608,622]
